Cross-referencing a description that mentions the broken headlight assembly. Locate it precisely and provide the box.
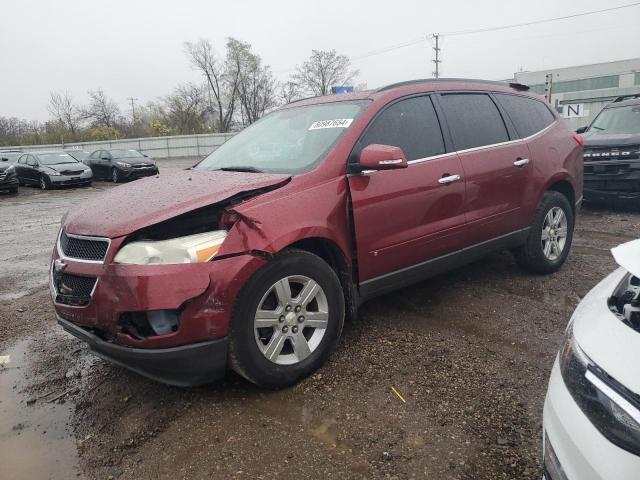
[559,323,640,456]
[609,272,640,331]
[114,230,227,265]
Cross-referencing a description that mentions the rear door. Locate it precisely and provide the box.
[348,95,467,290]
[436,92,531,245]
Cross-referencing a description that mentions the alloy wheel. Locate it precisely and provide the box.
[40,177,47,190]
[254,275,329,365]
[541,206,568,261]
[112,169,118,183]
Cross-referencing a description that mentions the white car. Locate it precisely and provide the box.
[543,239,640,479]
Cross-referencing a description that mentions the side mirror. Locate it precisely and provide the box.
[576,126,588,134]
[1,158,7,162]
[143,154,149,157]
[101,156,110,161]
[358,144,408,171]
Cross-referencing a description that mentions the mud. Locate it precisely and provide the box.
[0,162,638,479]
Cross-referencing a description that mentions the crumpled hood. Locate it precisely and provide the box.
[612,239,640,278]
[583,131,640,148]
[64,170,290,238]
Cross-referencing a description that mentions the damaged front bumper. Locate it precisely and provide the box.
[58,316,228,387]
[51,238,267,386]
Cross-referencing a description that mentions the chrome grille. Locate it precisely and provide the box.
[584,146,639,161]
[59,230,109,262]
[53,272,97,306]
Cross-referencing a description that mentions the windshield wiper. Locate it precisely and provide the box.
[592,126,605,131]
[218,166,263,173]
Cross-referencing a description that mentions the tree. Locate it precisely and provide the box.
[226,38,278,126]
[47,90,80,134]
[293,50,358,96]
[280,81,301,104]
[81,89,121,128]
[163,83,209,134]
[184,39,238,133]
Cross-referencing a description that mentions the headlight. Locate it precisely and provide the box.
[559,324,640,455]
[6,165,15,173]
[114,230,227,265]
[47,170,61,176]
[116,161,131,168]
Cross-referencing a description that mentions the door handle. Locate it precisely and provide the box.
[513,158,530,167]
[438,174,461,185]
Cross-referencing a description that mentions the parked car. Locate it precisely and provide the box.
[52,79,583,388]
[578,95,640,206]
[64,149,91,164]
[0,151,20,194]
[15,151,93,190]
[543,239,640,479]
[84,149,158,183]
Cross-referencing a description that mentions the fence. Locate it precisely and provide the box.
[4,133,236,159]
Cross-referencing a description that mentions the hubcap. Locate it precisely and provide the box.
[541,206,568,261]
[40,178,46,189]
[112,170,118,182]
[254,275,329,365]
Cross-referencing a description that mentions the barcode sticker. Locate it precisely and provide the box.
[308,118,354,130]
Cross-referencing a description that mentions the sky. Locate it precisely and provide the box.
[1,0,639,121]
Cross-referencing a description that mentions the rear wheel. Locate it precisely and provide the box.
[513,191,574,274]
[229,249,345,388]
[111,168,120,183]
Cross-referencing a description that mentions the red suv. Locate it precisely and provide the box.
[52,79,583,388]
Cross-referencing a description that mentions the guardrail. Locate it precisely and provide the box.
[3,133,236,159]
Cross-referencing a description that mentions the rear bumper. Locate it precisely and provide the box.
[0,176,18,190]
[58,316,228,387]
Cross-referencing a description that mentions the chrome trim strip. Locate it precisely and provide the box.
[57,229,111,265]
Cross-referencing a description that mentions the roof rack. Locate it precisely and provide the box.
[376,78,530,93]
[613,93,640,102]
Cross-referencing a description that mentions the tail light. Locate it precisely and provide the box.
[573,134,584,147]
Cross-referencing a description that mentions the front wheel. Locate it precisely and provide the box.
[39,175,50,190]
[513,191,574,274]
[111,168,121,183]
[229,249,345,388]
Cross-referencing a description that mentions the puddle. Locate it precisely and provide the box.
[0,339,82,480]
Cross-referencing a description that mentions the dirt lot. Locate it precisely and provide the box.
[1,159,638,479]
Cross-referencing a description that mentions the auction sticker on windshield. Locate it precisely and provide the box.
[308,118,353,130]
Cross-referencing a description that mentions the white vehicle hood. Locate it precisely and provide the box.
[612,239,640,278]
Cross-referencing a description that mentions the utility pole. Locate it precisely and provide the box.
[127,97,139,122]
[544,74,553,103]
[431,33,441,78]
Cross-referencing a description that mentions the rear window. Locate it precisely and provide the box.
[495,94,555,138]
[438,93,509,151]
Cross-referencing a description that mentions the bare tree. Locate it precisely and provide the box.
[163,83,209,134]
[81,89,120,128]
[184,39,239,133]
[280,81,301,104]
[293,50,358,96]
[47,91,80,134]
[226,38,278,126]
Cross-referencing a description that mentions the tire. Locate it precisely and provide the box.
[39,175,50,190]
[513,191,574,274]
[228,249,345,388]
[111,167,120,183]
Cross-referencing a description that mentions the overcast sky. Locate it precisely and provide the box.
[1,0,639,121]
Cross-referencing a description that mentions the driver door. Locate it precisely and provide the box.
[347,95,467,297]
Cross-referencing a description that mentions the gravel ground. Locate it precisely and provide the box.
[0,160,638,479]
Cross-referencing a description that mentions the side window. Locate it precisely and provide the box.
[18,155,26,164]
[27,155,37,166]
[438,93,509,151]
[357,96,445,161]
[89,151,99,159]
[494,94,555,138]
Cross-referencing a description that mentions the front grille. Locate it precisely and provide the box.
[59,230,109,262]
[59,170,83,176]
[584,146,639,161]
[54,273,97,306]
[133,163,154,169]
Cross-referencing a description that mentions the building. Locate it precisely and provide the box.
[512,58,640,130]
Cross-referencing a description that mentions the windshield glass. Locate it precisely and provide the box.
[37,153,78,165]
[195,101,368,174]
[590,105,640,134]
[111,149,144,159]
[66,150,89,160]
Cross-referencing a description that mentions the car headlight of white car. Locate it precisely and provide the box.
[114,230,227,265]
[559,323,640,456]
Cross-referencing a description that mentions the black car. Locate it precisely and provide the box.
[14,151,93,190]
[0,151,20,194]
[85,149,159,183]
[579,95,640,206]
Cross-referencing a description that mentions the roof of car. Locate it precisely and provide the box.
[605,95,640,108]
[284,78,536,108]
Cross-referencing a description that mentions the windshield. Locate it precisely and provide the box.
[195,101,368,174]
[37,153,78,165]
[66,150,89,160]
[590,105,640,134]
[111,149,144,159]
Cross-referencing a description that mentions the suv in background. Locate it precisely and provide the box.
[52,79,583,388]
[579,95,640,206]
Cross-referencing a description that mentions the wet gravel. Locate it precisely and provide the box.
[1,162,638,479]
